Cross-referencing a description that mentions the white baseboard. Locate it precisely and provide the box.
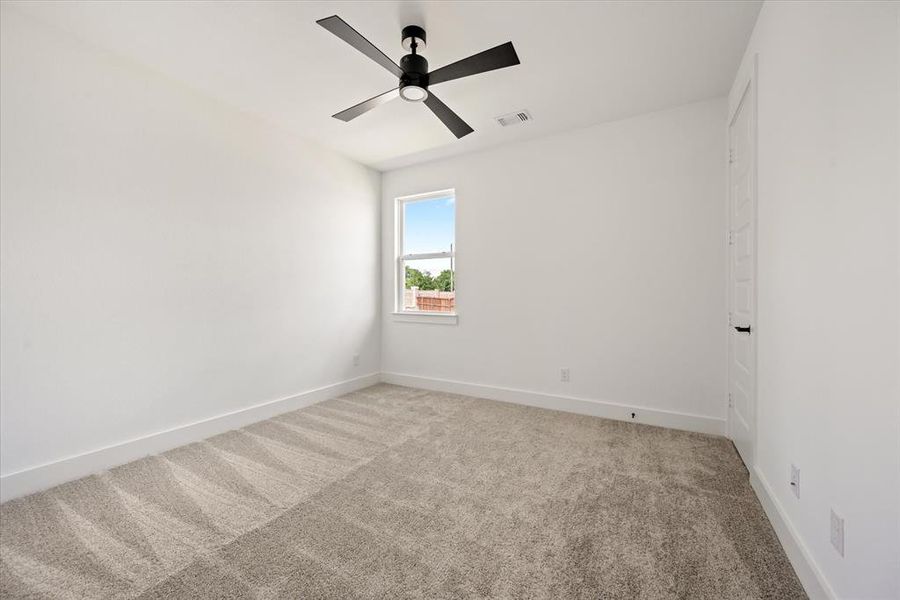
[380,372,726,436]
[750,467,836,600]
[0,372,380,503]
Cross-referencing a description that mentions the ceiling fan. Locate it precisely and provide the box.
[316,16,520,138]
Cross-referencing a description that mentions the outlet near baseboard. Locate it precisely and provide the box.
[790,464,800,499]
[830,509,845,557]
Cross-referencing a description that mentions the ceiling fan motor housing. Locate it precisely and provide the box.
[399,52,429,101]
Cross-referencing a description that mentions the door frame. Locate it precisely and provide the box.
[727,54,758,468]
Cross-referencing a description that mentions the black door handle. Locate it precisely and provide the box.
[734,325,752,334]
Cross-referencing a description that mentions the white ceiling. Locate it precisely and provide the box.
[11,1,761,171]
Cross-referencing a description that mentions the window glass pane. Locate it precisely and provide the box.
[403,257,455,313]
[403,195,455,255]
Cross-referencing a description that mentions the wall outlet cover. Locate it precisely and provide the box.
[830,509,845,557]
[560,368,570,383]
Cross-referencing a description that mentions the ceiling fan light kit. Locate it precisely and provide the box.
[399,85,428,102]
[316,15,520,138]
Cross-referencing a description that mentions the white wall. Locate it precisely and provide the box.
[0,8,380,482]
[730,2,900,598]
[382,98,728,430]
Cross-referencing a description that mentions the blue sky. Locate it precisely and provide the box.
[403,195,454,278]
[404,195,455,255]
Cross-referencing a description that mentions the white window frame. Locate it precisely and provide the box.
[394,189,457,324]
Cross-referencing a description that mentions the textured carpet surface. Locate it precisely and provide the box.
[1,384,805,599]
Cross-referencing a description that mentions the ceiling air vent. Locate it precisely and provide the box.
[495,110,532,127]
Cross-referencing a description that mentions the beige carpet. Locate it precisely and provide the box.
[0,384,805,599]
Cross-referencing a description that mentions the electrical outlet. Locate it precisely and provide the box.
[790,464,800,499]
[353,354,360,367]
[830,509,844,557]
[560,368,570,383]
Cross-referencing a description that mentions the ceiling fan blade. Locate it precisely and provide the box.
[333,88,400,121]
[428,41,520,86]
[316,15,403,78]
[423,92,474,138]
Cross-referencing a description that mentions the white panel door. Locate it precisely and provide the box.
[728,77,756,467]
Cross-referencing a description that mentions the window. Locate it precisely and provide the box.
[396,190,456,318]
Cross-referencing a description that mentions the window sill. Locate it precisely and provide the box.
[391,312,458,325]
